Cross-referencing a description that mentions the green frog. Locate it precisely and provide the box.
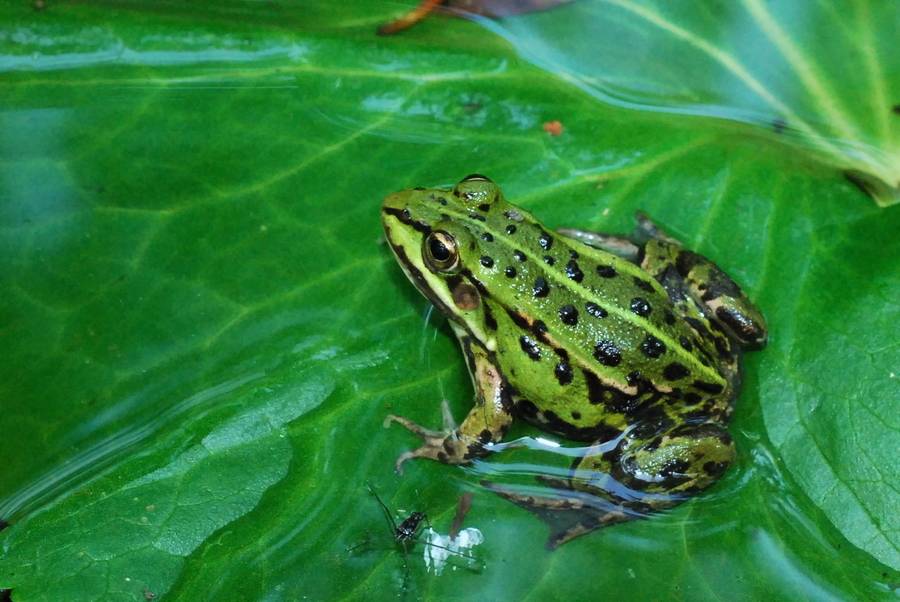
[381,174,767,547]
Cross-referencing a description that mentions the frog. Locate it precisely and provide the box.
[380,174,767,548]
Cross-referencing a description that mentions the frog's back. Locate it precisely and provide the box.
[443,195,732,439]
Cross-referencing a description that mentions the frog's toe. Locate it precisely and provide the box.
[383,414,445,439]
[393,447,433,474]
[709,297,768,349]
[392,435,471,472]
[385,412,475,471]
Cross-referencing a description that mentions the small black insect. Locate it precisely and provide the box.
[348,484,481,594]
[383,502,427,549]
[347,484,425,554]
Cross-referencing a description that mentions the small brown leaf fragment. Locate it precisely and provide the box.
[377,0,445,36]
[449,492,473,540]
[377,0,572,35]
[543,120,564,136]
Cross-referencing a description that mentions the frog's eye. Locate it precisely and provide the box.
[461,173,492,183]
[453,174,498,205]
[423,231,459,272]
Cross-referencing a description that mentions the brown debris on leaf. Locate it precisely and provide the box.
[377,0,444,35]
[543,120,564,136]
[378,0,572,35]
[449,492,473,540]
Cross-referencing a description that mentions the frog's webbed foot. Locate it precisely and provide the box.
[384,400,476,473]
[384,410,450,441]
[481,480,635,549]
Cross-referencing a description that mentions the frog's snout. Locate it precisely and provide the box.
[381,190,408,212]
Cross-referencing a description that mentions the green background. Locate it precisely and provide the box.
[0,1,898,600]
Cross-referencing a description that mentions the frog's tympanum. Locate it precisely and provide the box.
[381,175,767,547]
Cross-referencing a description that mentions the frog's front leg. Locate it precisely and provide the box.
[385,326,514,472]
[491,418,735,548]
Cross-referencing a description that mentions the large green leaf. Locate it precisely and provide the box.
[0,2,897,600]
[482,0,900,206]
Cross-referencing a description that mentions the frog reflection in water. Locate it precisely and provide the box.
[381,175,767,547]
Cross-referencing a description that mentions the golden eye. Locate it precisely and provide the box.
[423,231,458,272]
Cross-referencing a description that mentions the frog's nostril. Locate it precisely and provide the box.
[382,192,405,209]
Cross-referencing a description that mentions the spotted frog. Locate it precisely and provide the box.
[381,175,767,547]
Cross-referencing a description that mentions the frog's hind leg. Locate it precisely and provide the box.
[635,214,767,349]
[669,248,767,348]
[482,478,635,549]
[385,327,514,472]
[481,439,638,548]
[487,420,736,548]
[610,421,736,497]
